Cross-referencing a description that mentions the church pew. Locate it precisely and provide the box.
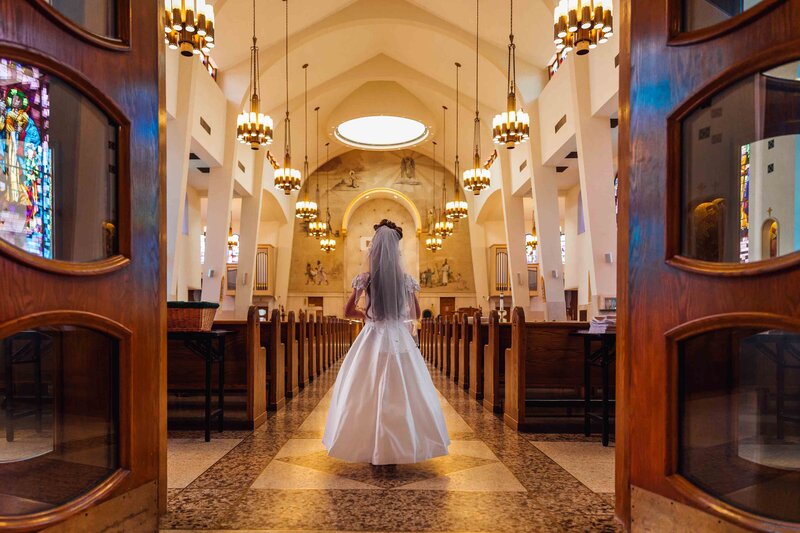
[307,314,316,382]
[441,315,452,376]
[261,309,285,411]
[483,310,512,413]
[245,306,268,428]
[432,316,440,368]
[281,312,299,398]
[298,311,309,389]
[420,318,429,360]
[450,313,461,384]
[504,307,592,431]
[469,311,489,401]
[314,315,323,375]
[458,313,472,390]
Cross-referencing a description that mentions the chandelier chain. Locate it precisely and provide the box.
[315,106,320,202]
[454,62,461,198]
[283,0,291,159]
[441,106,448,213]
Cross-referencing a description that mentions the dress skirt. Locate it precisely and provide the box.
[322,320,450,465]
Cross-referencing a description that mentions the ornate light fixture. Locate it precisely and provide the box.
[236,0,273,150]
[274,0,302,195]
[493,0,530,150]
[445,63,469,220]
[526,219,539,249]
[553,0,613,58]
[427,141,447,251]
[295,64,318,220]
[164,0,216,57]
[463,0,491,195]
[320,142,336,253]
[434,107,454,238]
[308,107,328,238]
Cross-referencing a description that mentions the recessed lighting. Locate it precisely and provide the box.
[335,116,428,150]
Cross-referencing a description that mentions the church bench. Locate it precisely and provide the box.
[167,306,266,430]
[504,307,593,432]
[281,312,300,398]
[468,311,489,401]
[458,313,473,390]
[432,316,441,369]
[260,309,285,411]
[450,313,461,384]
[483,310,512,413]
[297,311,309,389]
[420,318,430,361]
[440,315,452,376]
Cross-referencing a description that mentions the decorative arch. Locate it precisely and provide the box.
[761,217,779,259]
[341,187,422,237]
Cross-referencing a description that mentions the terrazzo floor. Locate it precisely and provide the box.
[161,363,619,532]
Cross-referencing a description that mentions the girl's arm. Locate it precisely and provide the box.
[344,288,366,320]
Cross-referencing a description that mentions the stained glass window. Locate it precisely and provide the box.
[739,144,750,263]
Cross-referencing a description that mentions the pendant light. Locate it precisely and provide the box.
[308,106,328,238]
[295,64,318,220]
[493,0,529,149]
[164,0,215,57]
[445,62,469,220]
[434,105,454,238]
[320,142,336,253]
[274,0,302,195]
[426,141,443,252]
[526,215,539,249]
[236,0,273,149]
[463,0,491,195]
[554,0,613,58]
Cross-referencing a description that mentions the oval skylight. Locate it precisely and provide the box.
[335,116,428,150]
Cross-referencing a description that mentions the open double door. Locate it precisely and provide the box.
[621,0,800,531]
[0,1,163,531]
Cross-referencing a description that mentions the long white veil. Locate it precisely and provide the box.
[366,225,411,322]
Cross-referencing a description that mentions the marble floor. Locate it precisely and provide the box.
[161,364,619,532]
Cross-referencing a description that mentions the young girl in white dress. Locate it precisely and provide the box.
[322,220,450,465]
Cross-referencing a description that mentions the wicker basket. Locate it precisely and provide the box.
[167,302,219,332]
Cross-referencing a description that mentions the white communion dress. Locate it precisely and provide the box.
[322,272,450,465]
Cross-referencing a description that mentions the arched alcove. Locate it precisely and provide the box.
[761,218,779,259]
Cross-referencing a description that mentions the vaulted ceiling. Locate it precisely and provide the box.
[209,0,558,174]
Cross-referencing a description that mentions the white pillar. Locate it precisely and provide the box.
[200,103,236,304]
[166,56,197,300]
[498,151,531,312]
[234,155,266,319]
[528,100,567,321]
[467,215,490,312]
[273,192,295,313]
[570,56,618,316]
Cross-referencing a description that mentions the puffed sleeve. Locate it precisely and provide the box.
[405,274,421,293]
[351,272,369,291]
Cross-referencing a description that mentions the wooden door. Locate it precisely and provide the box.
[440,297,456,316]
[620,0,800,530]
[0,1,163,530]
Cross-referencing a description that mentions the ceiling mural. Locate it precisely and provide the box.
[288,149,475,294]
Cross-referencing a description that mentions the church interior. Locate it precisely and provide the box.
[0,0,798,531]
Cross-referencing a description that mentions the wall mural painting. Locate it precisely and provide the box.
[289,149,476,294]
[0,59,53,259]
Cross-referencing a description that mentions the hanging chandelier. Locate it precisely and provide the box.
[425,236,443,252]
[553,0,613,58]
[445,63,469,220]
[434,107,454,238]
[274,0,301,195]
[429,141,449,247]
[295,64,318,220]
[308,106,328,237]
[493,0,530,150]
[320,142,336,253]
[526,220,539,249]
[463,0,491,195]
[164,0,216,57]
[236,0,273,150]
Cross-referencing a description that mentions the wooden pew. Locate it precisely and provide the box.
[307,314,317,381]
[282,311,299,398]
[298,311,309,389]
[314,315,323,375]
[431,317,439,368]
[441,315,452,376]
[458,313,472,390]
[469,310,489,401]
[262,309,285,411]
[483,310,512,413]
[504,307,592,431]
[450,313,461,384]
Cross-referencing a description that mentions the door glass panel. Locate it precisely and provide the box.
[0,57,119,262]
[681,60,800,264]
[683,0,768,32]
[0,325,119,516]
[44,0,118,39]
[679,327,800,522]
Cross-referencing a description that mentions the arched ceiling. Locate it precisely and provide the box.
[208,0,556,182]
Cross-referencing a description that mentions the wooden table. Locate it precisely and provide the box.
[167,330,232,441]
[575,330,616,446]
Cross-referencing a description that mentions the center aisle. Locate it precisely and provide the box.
[161,362,619,532]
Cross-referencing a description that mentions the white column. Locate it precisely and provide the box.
[528,100,567,321]
[233,155,266,319]
[200,103,236,304]
[570,56,618,316]
[273,192,295,313]
[498,152,531,313]
[467,215,490,312]
[166,56,197,300]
